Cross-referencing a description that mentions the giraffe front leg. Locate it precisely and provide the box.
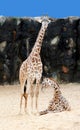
[30,85,34,114]
[34,83,40,115]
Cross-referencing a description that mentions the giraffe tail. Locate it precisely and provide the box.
[39,109,48,115]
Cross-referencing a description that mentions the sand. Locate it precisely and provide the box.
[0,83,80,130]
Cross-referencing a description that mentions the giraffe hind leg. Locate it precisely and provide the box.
[24,80,27,93]
[20,80,28,114]
[23,93,28,114]
[23,80,28,114]
[20,94,23,114]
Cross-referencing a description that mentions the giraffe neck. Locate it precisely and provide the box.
[54,86,62,99]
[31,24,48,55]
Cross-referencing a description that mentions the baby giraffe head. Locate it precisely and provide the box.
[41,77,60,91]
[41,77,51,91]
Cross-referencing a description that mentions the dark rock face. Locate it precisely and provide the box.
[0,16,80,84]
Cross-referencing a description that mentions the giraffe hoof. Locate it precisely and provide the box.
[25,110,29,115]
[18,111,23,115]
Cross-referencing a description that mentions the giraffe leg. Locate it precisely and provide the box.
[20,79,27,114]
[20,94,23,114]
[34,83,40,115]
[24,93,28,114]
[26,79,35,114]
[30,85,34,114]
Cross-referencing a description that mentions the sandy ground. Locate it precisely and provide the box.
[0,83,80,130]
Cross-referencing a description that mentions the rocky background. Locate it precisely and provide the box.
[0,16,80,84]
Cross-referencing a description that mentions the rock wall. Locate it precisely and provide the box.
[0,16,80,84]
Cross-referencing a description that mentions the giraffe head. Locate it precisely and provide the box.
[41,16,51,28]
[41,77,60,91]
[35,16,51,27]
[41,77,50,90]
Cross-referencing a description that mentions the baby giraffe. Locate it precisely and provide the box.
[40,78,71,115]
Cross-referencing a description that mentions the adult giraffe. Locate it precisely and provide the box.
[19,16,50,115]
